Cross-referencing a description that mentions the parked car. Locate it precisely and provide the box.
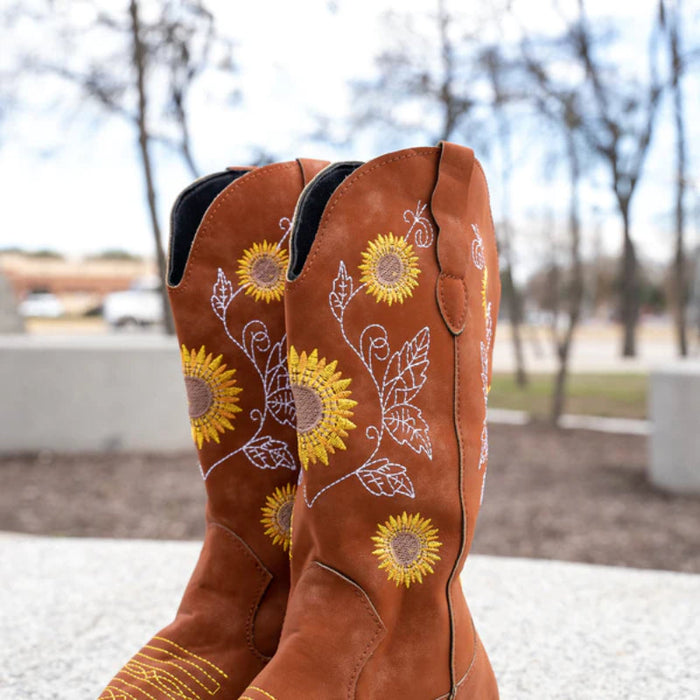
[18,292,65,319]
[103,277,164,329]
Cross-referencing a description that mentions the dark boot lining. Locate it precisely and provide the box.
[289,162,363,280]
[168,169,250,286]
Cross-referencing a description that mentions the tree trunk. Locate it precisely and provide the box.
[620,206,638,357]
[129,0,175,335]
[551,349,569,424]
[551,133,583,424]
[669,4,688,357]
[502,260,527,387]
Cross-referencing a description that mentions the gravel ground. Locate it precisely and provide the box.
[2,424,698,573]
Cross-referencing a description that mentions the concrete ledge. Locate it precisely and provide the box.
[1,534,698,698]
[650,361,700,494]
[0,336,191,452]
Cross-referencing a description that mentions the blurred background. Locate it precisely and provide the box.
[0,0,698,573]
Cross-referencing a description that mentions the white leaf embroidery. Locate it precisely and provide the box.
[384,403,432,458]
[265,339,296,428]
[356,458,415,498]
[383,326,430,407]
[211,268,234,321]
[329,261,354,321]
[243,436,297,471]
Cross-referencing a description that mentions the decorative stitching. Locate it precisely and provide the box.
[359,232,420,305]
[403,200,436,248]
[181,345,242,449]
[471,224,493,504]
[261,483,296,551]
[249,687,278,700]
[174,163,298,294]
[236,241,288,303]
[200,215,299,480]
[101,636,228,700]
[101,679,158,700]
[287,347,357,469]
[295,151,438,282]
[301,203,434,507]
[371,512,442,588]
[100,687,139,700]
[151,637,228,676]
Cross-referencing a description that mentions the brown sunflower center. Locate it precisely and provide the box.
[390,532,421,566]
[276,500,294,533]
[376,252,404,285]
[185,376,213,418]
[292,384,323,433]
[251,254,281,288]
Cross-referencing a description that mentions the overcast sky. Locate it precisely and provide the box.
[0,0,698,279]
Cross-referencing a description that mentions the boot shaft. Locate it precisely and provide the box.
[276,143,500,697]
[167,160,328,558]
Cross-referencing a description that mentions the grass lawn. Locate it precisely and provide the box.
[489,372,648,420]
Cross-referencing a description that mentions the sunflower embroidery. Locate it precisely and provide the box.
[372,512,442,588]
[288,346,357,469]
[236,240,288,303]
[359,232,420,305]
[261,483,296,552]
[181,345,242,449]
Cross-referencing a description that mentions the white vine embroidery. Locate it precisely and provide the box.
[403,200,436,248]
[201,216,297,480]
[303,202,433,507]
[472,223,493,505]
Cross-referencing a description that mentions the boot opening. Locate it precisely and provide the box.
[168,169,250,287]
[288,162,363,280]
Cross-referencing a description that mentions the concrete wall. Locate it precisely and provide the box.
[0,336,192,452]
[649,361,700,494]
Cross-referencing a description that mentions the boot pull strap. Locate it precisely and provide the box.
[297,158,332,186]
[430,141,476,335]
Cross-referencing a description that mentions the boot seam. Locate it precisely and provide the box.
[445,335,473,698]
[209,521,274,664]
[312,561,386,700]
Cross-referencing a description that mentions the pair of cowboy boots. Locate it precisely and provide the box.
[99,142,500,700]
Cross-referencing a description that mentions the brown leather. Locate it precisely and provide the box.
[240,143,500,699]
[99,159,328,700]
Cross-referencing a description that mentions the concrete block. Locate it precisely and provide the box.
[0,335,191,452]
[649,361,700,494]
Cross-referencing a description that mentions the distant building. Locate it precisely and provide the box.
[0,252,157,316]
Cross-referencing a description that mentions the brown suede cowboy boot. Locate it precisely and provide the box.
[240,143,500,699]
[99,158,328,700]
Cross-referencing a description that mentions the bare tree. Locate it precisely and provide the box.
[128,0,172,333]
[480,46,528,386]
[351,0,478,147]
[522,47,586,422]
[550,126,584,423]
[570,0,664,357]
[23,0,230,334]
[661,0,690,356]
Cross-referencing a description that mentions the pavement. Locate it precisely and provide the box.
[492,321,698,374]
[1,534,699,699]
[488,407,652,436]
